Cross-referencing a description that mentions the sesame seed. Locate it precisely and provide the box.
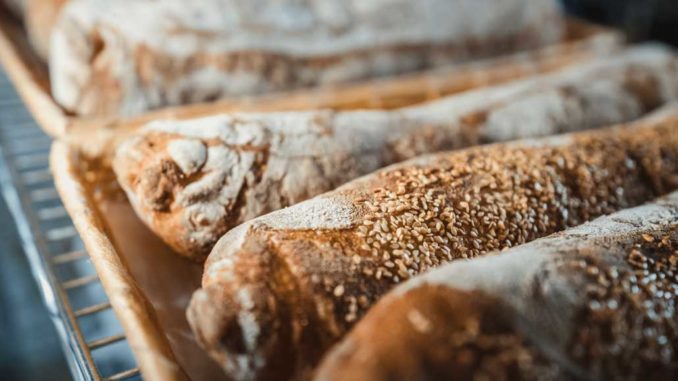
[333,285,345,297]
[316,121,678,325]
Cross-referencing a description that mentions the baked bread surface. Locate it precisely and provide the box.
[187,104,678,381]
[50,0,563,116]
[316,191,678,381]
[114,46,678,260]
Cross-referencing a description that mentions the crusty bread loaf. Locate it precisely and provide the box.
[114,46,678,260]
[50,0,563,116]
[316,191,678,381]
[319,289,570,381]
[187,104,678,381]
[25,0,68,60]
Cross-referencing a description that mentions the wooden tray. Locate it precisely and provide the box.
[52,140,227,381]
[1,11,621,138]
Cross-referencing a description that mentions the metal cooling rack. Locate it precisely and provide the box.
[0,70,142,381]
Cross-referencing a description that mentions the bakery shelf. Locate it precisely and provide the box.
[0,67,142,381]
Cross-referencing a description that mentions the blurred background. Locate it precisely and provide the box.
[563,0,678,46]
[1,0,677,380]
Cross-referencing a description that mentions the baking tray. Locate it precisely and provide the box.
[51,141,222,381]
[0,10,621,138]
[0,67,141,381]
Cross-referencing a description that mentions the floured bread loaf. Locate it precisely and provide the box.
[316,191,678,381]
[114,46,678,260]
[186,104,678,381]
[25,0,68,59]
[50,0,563,116]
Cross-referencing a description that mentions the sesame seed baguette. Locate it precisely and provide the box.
[316,191,678,381]
[187,104,678,381]
[114,45,678,260]
[51,0,562,117]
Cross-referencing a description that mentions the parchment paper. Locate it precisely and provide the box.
[98,197,228,381]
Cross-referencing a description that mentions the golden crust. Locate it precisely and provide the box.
[188,106,678,381]
[315,287,568,381]
[317,194,678,381]
[114,47,678,261]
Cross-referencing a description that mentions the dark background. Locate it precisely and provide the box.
[0,1,677,380]
[563,0,678,46]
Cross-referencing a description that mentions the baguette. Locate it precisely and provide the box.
[50,0,563,116]
[187,104,678,381]
[114,46,678,260]
[316,192,678,381]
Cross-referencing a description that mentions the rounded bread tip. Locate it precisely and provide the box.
[167,138,208,176]
[186,287,220,350]
[187,283,271,381]
[312,337,361,381]
[190,238,300,381]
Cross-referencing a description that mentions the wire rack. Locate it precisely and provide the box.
[0,69,142,380]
